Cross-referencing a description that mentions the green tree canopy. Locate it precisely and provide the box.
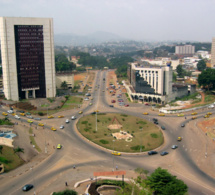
[146,167,188,195]
[176,64,185,78]
[197,59,206,71]
[55,54,76,72]
[198,68,215,90]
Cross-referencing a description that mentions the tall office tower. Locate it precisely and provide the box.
[211,38,215,67]
[0,17,56,101]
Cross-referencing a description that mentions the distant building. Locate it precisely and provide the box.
[211,37,215,67]
[0,17,56,101]
[175,45,195,56]
[127,62,195,103]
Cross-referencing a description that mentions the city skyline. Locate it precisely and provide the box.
[0,0,215,42]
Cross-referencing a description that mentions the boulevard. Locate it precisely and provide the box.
[0,70,215,195]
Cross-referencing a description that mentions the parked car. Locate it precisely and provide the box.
[14,115,20,119]
[38,123,44,126]
[79,111,83,114]
[153,118,158,122]
[65,119,69,123]
[2,112,8,116]
[158,113,165,116]
[57,144,62,149]
[124,104,129,107]
[60,125,64,129]
[111,100,116,103]
[58,115,64,118]
[181,124,185,127]
[191,112,197,115]
[109,105,114,107]
[154,121,159,125]
[84,98,89,101]
[7,110,14,114]
[85,93,91,96]
[143,112,149,115]
[160,151,169,156]
[171,145,178,149]
[27,115,33,119]
[27,119,33,123]
[148,151,158,155]
[177,113,184,117]
[34,118,41,121]
[48,115,54,119]
[22,184,34,191]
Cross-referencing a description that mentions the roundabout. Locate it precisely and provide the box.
[77,113,164,153]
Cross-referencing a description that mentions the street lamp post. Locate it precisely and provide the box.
[112,140,115,171]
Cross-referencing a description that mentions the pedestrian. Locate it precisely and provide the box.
[73,165,76,169]
[116,165,118,170]
[65,182,68,186]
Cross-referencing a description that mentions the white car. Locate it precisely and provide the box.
[27,116,33,119]
[60,125,64,129]
[7,110,14,113]
[84,98,89,101]
[71,116,76,120]
[65,119,70,123]
[14,115,20,119]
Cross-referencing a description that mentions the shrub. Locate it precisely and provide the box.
[130,145,145,151]
[38,112,44,116]
[84,128,89,132]
[88,123,92,126]
[97,119,100,122]
[99,139,109,144]
[121,114,128,117]
[81,121,88,124]
[122,118,125,121]
[150,133,158,138]
[108,118,111,121]
[104,133,107,136]
[93,131,96,133]
[137,121,147,125]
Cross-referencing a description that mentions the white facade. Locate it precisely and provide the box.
[0,17,56,101]
[211,38,215,67]
[175,45,195,55]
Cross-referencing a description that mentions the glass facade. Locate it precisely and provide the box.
[14,25,46,99]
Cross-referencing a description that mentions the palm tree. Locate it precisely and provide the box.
[61,81,68,89]
[14,147,24,154]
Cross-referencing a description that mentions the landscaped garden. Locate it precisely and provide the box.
[77,113,163,153]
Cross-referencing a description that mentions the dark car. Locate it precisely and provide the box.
[160,151,169,156]
[109,105,114,107]
[148,151,158,155]
[153,118,158,122]
[85,93,91,96]
[154,121,159,125]
[161,126,166,130]
[17,110,25,113]
[22,184,34,191]
[91,112,96,115]
[181,124,185,127]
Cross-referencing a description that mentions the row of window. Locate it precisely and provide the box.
[19,36,43,39]
[140,70,158,73]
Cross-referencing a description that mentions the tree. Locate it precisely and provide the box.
[13,147,24,154]
[61,81,68,89]
[0,145,3,154]
[176,65,184,78]
[146,167,188,195]
[53,189,78,195]
[197,59,206,71]
[198,68,215,90]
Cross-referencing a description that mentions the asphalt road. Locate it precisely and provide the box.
[0,70,215,195]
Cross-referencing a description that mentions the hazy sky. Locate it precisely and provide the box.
[1,0,215,42]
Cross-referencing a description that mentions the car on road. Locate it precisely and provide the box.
[154,121,159,125]
[51,127,56,131]
[161,126,166,130]
[48,115,54,119]
[85,93,91,96]
[7,110,14,114]
[79,111,83,114]
[191,112,197,115]
[111,100,116,103]
[118,99,124,102]
[89,103,93,106]
[207,112,212,115]
[34,118,41,121]
[65,119,70,123]
[26,112,31,115]
[144,103,149,105]
[181,124,185,127]
[27,119,33,123]
[124,104,129,107]
[112,151,121,156]
[153,118,158,122]
[158,113,165,116]
[171,145,178,149]
[160,151,169,156]
[143,112,149,115]
[20,113,25,116]
[60,125,64,129]
[192,116,197,120]
[119,102,125,106]
[177,113,184,117]
[17,110,25,113]
[148,151,158,155]
[14,115,20,119]
[2,112,8,116]
[109,105,114,107]
[91,112,96,114]
[27,115,33,119]
[84,98,89,101]
[38,123,44,126]
[177,137,182,141]
[71,116,76,120]
[204,115,210,118]
[58,115,64,118]
[57,144,62,149]
[22,184,34,191]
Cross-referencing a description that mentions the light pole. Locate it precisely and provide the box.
[112,140,115,171]
[96,111,97,132]
[30,167,36,195]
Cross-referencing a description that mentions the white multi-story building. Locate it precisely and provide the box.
[175,45,195,55]
[0,17,56,101]
[211,38,215,67]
